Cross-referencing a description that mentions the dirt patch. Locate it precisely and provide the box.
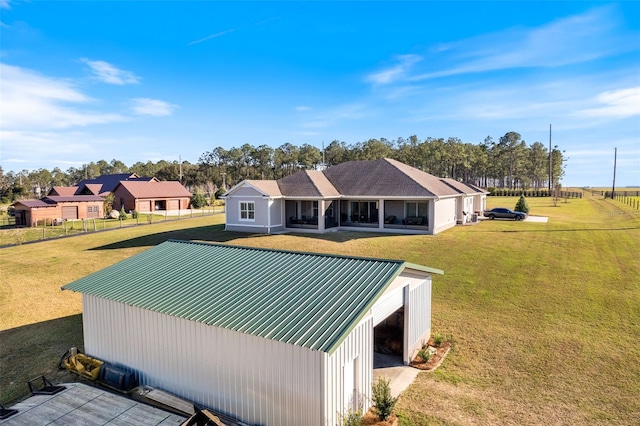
[362,409,398,425]
[409,340,451,371]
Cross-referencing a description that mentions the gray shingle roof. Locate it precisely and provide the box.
[62,240,442,354]
[322,158,461,197]
[276,171,340,197]
[244,180,282,197]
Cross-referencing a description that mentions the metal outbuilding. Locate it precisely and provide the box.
[63,240,443,426]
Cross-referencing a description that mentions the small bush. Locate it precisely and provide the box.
[418,348,432,363]
[432,331,445,347]
[372,377,398,421]
[119,206,127,220]
[131,210,139,219]
[514,195,530,214]
[337,408,363,426]
[191,190,208,209]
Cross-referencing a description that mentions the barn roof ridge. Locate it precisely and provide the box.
[62,240,442,354]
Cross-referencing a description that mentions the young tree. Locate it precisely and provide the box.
[514,195,530,214]
[190,189,208,209]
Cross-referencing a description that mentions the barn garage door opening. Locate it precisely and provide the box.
[138,201,152,212]
[373,307,405,368]
[61,206,78,220]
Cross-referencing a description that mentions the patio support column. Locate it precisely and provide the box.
[318,200,325,232]
[429,200,436,234]
[379,198,384,229]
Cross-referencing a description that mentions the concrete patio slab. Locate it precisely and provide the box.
[373,353,421,398]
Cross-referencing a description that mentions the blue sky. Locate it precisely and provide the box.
[1,1,638,187]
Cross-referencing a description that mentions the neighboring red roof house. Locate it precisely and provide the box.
[112,180,192,212]
[48,186,78,196]
[12,195,105,227]
[74,173,157,196]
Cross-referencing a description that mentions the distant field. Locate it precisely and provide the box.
[1,198,639,425]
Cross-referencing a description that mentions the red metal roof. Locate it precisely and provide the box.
[13,199,55,208]
[47,195,104,202]
[48,186,78,196]
[116,181,192,199]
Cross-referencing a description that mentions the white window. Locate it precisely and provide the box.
[239,201,255,221]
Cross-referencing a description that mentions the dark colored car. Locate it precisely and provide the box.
[483,207,527,221]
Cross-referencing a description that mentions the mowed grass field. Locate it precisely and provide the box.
[1,197,639,425]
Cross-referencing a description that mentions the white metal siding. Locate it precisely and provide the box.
[82,295,325,426]
[407,277,432,362]
[323,317,373,426]
[371,287,404,326]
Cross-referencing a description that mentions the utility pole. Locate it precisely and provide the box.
[611,147,617,199]
[322,141,325,169]
[548,124,552,191]
[179,155,183,184]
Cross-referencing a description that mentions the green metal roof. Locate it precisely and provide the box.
[62,240,443,354]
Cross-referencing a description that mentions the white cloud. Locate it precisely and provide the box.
[130,98,177,116]
[188,29,236,45]
[0,129,156,171]
[369,6,636,85]
[295,106,311,112]
[366,54,421,85]
[298,103,369,130]
[80,58,140,85]
[0,63,126,130]
[574,87,640,119]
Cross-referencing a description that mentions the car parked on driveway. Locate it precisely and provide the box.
[483,207,527,220]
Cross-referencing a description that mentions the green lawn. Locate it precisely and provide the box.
[0,207,223,246]
[1,197,639,425]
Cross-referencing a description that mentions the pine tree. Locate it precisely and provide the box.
[514,195,530,214]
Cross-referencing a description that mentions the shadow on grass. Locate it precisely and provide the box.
[0,314,84,405]
[89,224,396,250]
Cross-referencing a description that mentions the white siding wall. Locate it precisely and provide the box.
[269,199,284,231]
[322,317,373,426]
[225,186,273,233]
[406,276,432,363]
[82,295,325,426]
[433,197,457,234]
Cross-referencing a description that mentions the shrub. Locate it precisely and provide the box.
[214,187,227,199]
[372,377,398,421]
[337,408,363,426]
[514,195,530,214]
[191,190,208,209]
[487,187,496,196]
[131,210,139,219]
[432,332,445,347]
[119,206,127,220]
[418,348,432,363]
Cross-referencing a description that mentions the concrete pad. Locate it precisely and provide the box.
[524,215,548,223]
[373,353,421,398]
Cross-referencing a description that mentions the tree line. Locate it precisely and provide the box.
[0,132,565,202]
